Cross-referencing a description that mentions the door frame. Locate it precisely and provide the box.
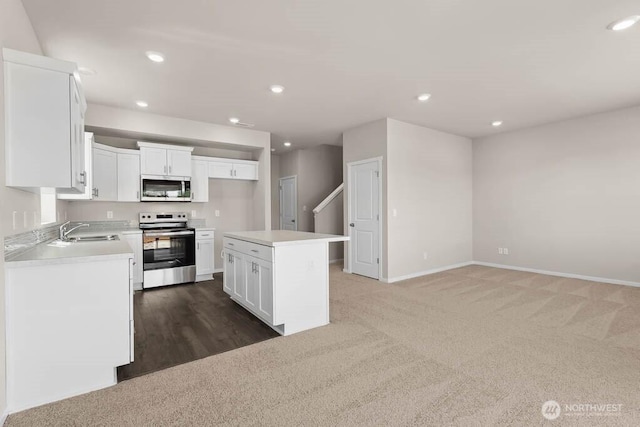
[279,175,298,231]
[346,157,383,280]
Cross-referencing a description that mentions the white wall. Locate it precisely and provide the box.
[273,145,343,232]
[342,119,389,277]
[0,0,46,416]
[387,119,473,280]
[473,105,640,283]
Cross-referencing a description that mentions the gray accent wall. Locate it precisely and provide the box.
[473,105,640,283]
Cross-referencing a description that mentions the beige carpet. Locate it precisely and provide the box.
[7,265,640,426]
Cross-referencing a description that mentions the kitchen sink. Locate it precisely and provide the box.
[67,235,120,242]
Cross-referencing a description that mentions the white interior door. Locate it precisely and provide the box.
[279,176,297,231]
[349,159,380,279]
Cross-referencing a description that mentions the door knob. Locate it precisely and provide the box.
[349,223,355,227]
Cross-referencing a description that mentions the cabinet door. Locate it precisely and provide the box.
[93,148,118,201]
[167,149,191,176]
[69,77,86,193]
[140,147,167,176]
[191,160,209,202]
[209,161,234,179]
[224,250,244,297]
[196,238,215,275]
[256,259,274,324]
[223,251,234,295]
[233,163,259,180]
[58,133,94,200]
[244,257,259,311]
[117,152,141,202]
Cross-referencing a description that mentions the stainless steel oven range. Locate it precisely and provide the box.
[139,212,195,288]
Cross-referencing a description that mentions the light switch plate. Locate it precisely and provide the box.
[215,210,220,217]
[107,211,113,219]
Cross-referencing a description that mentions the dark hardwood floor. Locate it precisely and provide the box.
[117,273,279,381]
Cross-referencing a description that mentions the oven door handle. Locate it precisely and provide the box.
[144,230,195,237]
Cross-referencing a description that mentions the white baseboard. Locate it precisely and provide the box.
[472,261,640,288]
[329,258,344,264]
[213,268,223,274]
[382,261,474,284]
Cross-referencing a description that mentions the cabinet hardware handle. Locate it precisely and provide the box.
[230,169,233,177]
[197,243,200,250]
[136,191,140,200]
[169,165,172,174]
[228,243,234,246]
[251,249,258,253]
[80,171,86,185]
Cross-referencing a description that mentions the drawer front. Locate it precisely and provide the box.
[223,237,247,254]
[246,242,273,263]
[196,230,214,239]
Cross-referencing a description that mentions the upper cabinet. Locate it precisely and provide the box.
[92,144,118,201]
[3,48,87,193]
[117,151,141,202]
[208,158,258,181]
[138,142,193,177]
[191,159,209,203]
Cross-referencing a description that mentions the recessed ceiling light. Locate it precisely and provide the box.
[270,85,285,94]
[229,117,240,124]
[136,100,148,108]
[417,93,431,102]
[491,120,503,127]
[145,51,165,63]
[77,66,97,76]
[283,141,292,147]
[607,15,640,31]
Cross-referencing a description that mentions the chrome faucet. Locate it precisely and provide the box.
[59,221,90,241]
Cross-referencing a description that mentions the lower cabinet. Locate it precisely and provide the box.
[5,257,133,412]
[223,238,275,326]
[195,229,215,281]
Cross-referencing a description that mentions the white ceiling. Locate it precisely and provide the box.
[22,0,640,149]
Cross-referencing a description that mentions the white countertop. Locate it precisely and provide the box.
[5,229,136,268]
[224,230,349,247]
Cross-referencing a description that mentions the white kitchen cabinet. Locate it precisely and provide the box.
[138,142,193,177]
[208,158,258,181]
[5,256,133,411]
[3,48,87,193]
[58,133,94,200]
[191,159,209,202]
[117,151,141,202]
[92,145,118,201]
[242,256,274,324]
[196,229,215,281]
[122,231,143,289]
[224,249,244,297]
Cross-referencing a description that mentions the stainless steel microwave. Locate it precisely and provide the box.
[140,176,191,202]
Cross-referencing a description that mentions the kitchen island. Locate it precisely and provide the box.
[223,230,349,336]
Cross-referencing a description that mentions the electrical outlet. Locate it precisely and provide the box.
[12,211,17,230]
[503,248,509,255]
[191,210,196,218]
[215,210,220,217]
[107,211,113,219]
[392,209,398,217]
[303,205,307,212]
[423,252,428,260]
[498,248,504,255]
